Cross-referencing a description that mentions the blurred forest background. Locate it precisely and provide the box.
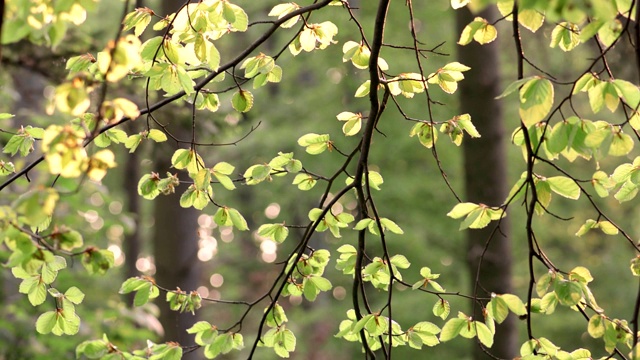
[1,0,638,359]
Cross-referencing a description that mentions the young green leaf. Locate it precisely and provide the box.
[380,218,404,234]
[554,280,583,306]
[148,129,167,142]
[336,111,363,136]
[355,80,370,98]
[475,321,494,347]
[538,337,560,357]
[3,126,40,156]
[65,286,85,304]
[232,90,254,113]
[458,17,497,45]
[546,176,580,200]
[488,296,509,324]
[591,170,612,197]
[496,77,534,99]
[81,248,115,275]
[228,208,249,231]
[36,311,58,335]
[550,22,580,51]
[389,73,427,97]
[439,318,466,342]
[519,8,545,33]
[12,188,59,227]
[500,294,527,316]
[613,79,640,108]
[446,202,479,219]
[451,0,470,9]
[588,315,606,338]
[258,223,289,243]
[569,266,593,283]
[297,133,331,155]
[171,148,204,174]
[122,8,153,37]
[433,299,451,320]
[630,256,640,277]
[211,162,236,190]
[292,173,317,190]
[367,171,384,190]
[0,160,16,176]
[519,77,554,127]
[75,338,110,358]
[410,122,438,148]
[268,3,301,28]
[536,271,555,296]
[427,64,469,94]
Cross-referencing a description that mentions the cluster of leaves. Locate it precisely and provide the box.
[2,0,97,47]
[77,334,185,360]
[409,112,480,149]
[1,187,115,343]
[187,322,244,359]
[282,249,332,302]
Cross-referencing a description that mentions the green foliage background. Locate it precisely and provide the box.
[1,0,640,359]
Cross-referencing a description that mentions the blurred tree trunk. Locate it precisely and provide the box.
[456,6,517,360]
[152,155,201,349]
[123,122,141,306]
[150,2,201,358]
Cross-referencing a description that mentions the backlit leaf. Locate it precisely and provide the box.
[519,78,554,127]
[546,176,580,199]
[232,90,254,113]
[439,318,466,342]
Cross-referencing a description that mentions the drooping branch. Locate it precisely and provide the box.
[510,1,538,342]
[351,0,391,357]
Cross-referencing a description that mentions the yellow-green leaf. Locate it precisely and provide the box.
[519,78,554,127]
[546,176,580,200]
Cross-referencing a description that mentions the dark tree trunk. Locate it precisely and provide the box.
[152,160,201,349]
[150,2,201,358]
[456,6,517,360]
[123,123,141,306]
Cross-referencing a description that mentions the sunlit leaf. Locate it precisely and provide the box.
[519,77,554,127]
[550,22,580,51]
[546,176,580,200]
